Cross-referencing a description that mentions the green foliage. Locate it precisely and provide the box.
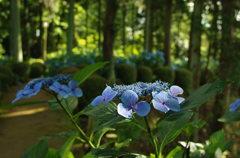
[56,66,80,76]
[29,62,46,78]
[0,65,13,90]
[200,67,216,85]
[11,62,31,82]
[59,136,75,158]
[76,63,88,70]
[115,63,137,84]
[153,66,175,85]
[82,101,125,132]
[45,148,59,158]
[174,68,193,95]
[21,140,49,158]
[218,110,240,122]
[92,127,115,147]
[78,74,109,109]
[137,65,153,82]
[183,120,206,138]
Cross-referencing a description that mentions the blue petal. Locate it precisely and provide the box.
[23,89,34,95]
[59,91,69,98]
[176,97,185,104]
[53,81,62,88]
[102,86,111,98]
[16,90,24,97]
[106,91,117,102]
[165,98,180,111]
[121,90,138,106]
[62,84,71,93]
[153,91,172,103]
[32,89,41,96]
[12,96,22,103]
[230,99,240,107]
[132,101,151,117]
[152,100,169,113]
[49,85,60,93]
[74,88,83,97]
[117,103,133,118]
[91,96,104,106]
[34,82,42,91]
[68,80,78,89]
[170,85,183,97]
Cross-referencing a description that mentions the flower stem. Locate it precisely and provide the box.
[55,95,95,148]
[144,116,158,158]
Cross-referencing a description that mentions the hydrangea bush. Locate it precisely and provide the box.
[1,62,235,158]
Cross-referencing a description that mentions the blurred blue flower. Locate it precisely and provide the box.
[229,99,240,112]
[117,90,150,118]
[49,81,69,98]
[66,80,83,97]
[12,82,42,103]
[152,91,180,113]
[91,86,117,106]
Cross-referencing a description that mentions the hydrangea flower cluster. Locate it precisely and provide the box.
[91,81,185,119]
[112,81,169,98]
[12,74,83,103]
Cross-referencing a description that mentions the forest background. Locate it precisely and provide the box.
[0,0,240,157]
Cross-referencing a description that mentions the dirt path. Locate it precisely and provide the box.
[0,83,73,158]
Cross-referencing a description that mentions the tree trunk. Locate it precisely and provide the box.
[144,0,151,51]
[122,1,127,54]
[10,0,23,62]
[98,0,102,52]
[131,1,135,55]
[163,0,172,66]
[85,0,89,50]
[67,0,75,55]
[102,0,119,85]
[211,0,234,134]
[23,0,30,60]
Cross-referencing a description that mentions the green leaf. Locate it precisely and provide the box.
[21,140,49,158]
[155,112,193,153]
[82,152,95,158]
[59,136,75,158]
[219,140,234,152]
[183,120,206,138]
[114,139,132,151]
[48,95,78,114]
[45,148,59,158]
[91,148,137,158]
[181,79,231,110]
[38,130,78,140]
[92,127,115,147]
[218,111,240,122]
[0,101,48,109]
[73,61,109,85]
[83,102,125,132]
[166,146,182,158]
[205,129,225,153]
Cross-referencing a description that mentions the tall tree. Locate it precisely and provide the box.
[102,0,119,85]
[211,0,235,134]
[98,0,102,52]
[23,0,30,60]
[67,0,75,55]
[144,0,151,51]
[163,0,173,66]
[10,0,23,62]
[122,0,127,54]
[85,0,89,50]
[131,1,135,55]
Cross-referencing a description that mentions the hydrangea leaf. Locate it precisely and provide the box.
[218,110,240,122]
[59,136,75,158]
[21,140,49,158]
[73,61,109,85]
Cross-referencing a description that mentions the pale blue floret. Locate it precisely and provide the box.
[229,99,240,112]
[66,80,83,97]
[91,86,117,106]
[117,90,151,118]
[152,91,180,113]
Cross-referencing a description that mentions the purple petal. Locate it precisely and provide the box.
[49,85,60,93]
[121,90,138,107]
[132,101,151,117]
[153,91,171,103]
[74,88,83,97]
[165,98,180,111]
[34,82,42,91]
[117,103,133,118]
[170,85,184,97]
[102,86,112,98]
[68,80,78,89]
[106,91,117,102]
[59,91,69,98]
[91,96,104,106]
[175,97,185,104]
[152,100,169,113]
